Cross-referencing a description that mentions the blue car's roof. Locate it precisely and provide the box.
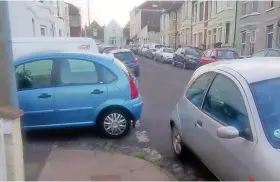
[14,51,114,66]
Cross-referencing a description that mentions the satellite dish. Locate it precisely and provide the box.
[277,20,280,27]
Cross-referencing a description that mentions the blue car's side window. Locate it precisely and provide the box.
[59,59,117,86]
[186,72,214,107]
[202,74,249,132]
[15,59,53,90]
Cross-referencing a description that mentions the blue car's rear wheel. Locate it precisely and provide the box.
[99,109,131,138]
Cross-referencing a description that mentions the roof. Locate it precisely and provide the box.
[14,51,113,66]
[110,49,132,54]
[137,1,181,10]
[197,57,280,83]
[164,1,184,13]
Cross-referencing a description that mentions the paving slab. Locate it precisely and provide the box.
[38,148,177,181]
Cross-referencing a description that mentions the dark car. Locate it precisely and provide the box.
[130,45,140,54]
[110,49,140,77]
[100,46,118,54]
[173,47,202,69]
[144,48,157,59]
[200,48,240,66]
[250,48,280,57]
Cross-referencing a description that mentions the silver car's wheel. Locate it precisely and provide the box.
[99,109,130,138]
[171,126,186,159]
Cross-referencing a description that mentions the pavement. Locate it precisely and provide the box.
[23,55,217,181]
[38,149,176,181]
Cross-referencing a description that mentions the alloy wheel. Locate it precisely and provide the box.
[103,113,127,136]
[172,127,182,154]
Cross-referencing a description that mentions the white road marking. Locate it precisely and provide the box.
[135,130,150,143]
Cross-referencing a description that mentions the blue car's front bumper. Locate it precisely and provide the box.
[123,95,143,121]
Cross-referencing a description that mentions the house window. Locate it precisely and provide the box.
[186,28,189,45]
[242,1,247,15]
[50,24,55,36]
[225,23,230,44]
[218,27,222,42]
[267,25,273,48]
[250,30,256,55]
[93,29,97,36]
[213,28,217,44]
[194,34,197,47]
[173,12,176,20]
[214,0,217,14]
[241,31,246,56]
[252,1,258,12]
[198,32,203,47]
[32,19,35,36]
[269,0,274,8]
[194,3,197,22]
[208,30,212,48]
[199,2,204,22]
[40,25,47,36]
[109,37,117,45]
[59,29,62,37]
[209,0,212,19]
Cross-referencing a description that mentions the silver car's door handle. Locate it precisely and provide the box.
[195,120,203,127]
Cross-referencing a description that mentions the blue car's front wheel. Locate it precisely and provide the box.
[98,108,131,138]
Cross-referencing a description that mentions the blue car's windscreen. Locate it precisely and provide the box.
[114,52,135,63]
[251,77,280,148]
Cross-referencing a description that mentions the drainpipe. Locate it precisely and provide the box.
[233,0,238,48]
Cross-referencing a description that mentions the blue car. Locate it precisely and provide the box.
[14,51,143,138]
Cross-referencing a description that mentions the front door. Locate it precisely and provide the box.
[16,59,56,128]
[54,58,108,125]
[195,73,256,180]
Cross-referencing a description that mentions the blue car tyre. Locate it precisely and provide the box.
[98,108,131,138]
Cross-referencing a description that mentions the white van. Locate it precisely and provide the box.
[12,37,98,60]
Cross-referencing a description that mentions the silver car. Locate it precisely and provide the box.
[170,57,280,180]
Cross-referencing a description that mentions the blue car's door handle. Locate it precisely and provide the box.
[91,89,104,95]
[38,93,52,99]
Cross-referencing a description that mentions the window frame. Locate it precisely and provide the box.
[200,72,254,141]
[15,58,58,91]
[185,71,216,108]
[57,58,117,87]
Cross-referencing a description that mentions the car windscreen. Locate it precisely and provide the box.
[113,51,135,63]
[163,48,174,53]
[155,45,164,49]
[217,50,239,59]
[185,48,200,57]
[250,77,280,149]
[103,47,118,54]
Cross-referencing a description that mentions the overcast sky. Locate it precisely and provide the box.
[65,0,145,28]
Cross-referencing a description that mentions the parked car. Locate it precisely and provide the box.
[107,49,140,77]
[130,45,139,54]
[250,48,280,57]
[170,57,280,180]
[154,47,174,63]
[140,44,150,55]
[173,47,202,69]
[144,48,157,59]
[149,43,165,50]
[102,46,118,54]
[15,51,143,138]
[200,48,240,66]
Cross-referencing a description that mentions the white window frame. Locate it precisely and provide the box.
[241,31,246,57]
[40,25,47,36]
[249,30,256,55]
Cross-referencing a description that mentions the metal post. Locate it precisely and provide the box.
[87,0,90,26]
[0,1,18,108]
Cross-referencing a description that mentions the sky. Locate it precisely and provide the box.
[66,0,145,28]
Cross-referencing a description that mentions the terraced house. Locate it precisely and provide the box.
[235,0,280,57]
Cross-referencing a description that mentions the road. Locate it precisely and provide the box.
[24,56,217,181]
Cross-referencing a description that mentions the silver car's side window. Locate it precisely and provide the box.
[185,72,214,107]
[202,74,250,133]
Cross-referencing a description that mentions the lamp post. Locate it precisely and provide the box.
[0,1,18,108]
